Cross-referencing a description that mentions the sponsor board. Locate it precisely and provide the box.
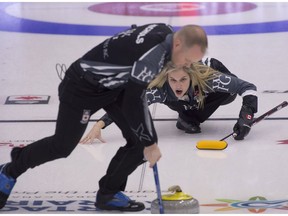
[5,95,50,105]
[2,191,288,213]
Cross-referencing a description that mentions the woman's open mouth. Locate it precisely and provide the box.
[175,89,183,96]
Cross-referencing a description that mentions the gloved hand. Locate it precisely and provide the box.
[233,105,254,140]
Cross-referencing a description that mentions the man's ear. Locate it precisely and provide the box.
[173,36,182,50]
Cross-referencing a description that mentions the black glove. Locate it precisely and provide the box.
[233,105,254,140]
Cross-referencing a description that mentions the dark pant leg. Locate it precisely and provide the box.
[179,92,237,124]
[98,99,150,194]
[6,68,113,179]
[7,98,93,179]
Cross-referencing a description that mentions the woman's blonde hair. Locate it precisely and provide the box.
[148,62,218,108]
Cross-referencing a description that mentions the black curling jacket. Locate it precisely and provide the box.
[77,23,174,146]
[100,57,258,127]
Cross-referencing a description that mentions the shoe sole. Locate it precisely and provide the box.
[95,203,145,212]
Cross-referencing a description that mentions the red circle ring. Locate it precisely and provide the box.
[88,2,257,17]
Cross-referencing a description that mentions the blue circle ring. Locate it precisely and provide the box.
[1,3,288,36]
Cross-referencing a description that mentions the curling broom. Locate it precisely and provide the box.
[196,101,288,150]
[153,163,164,214]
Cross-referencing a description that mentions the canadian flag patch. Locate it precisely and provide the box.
[246,114,252,120]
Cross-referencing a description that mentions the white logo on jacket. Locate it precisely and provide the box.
[136,24,157,44]
[212,75,231,92]
[133,66,154,83]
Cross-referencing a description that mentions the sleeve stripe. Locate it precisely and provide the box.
[241,90,257,97]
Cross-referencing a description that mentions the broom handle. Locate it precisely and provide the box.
[153,164,164,214]
[220,101,288,141]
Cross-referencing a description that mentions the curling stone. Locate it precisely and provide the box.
[151,185,199,214]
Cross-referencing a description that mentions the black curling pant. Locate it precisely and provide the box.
[167,92,237,125]
[7,65,148,195]
[180,92,237,124]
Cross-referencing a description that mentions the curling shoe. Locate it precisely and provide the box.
[176,117,201,134]
[0,163,16,209]
[95,191,145,212]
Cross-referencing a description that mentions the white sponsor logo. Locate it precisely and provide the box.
[112,28,136,40]
[146,89,162,103]
[133,66,154,83]
[136,24,157,44]
[212,75,231,92]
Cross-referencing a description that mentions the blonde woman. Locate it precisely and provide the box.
[80,57,257,143]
